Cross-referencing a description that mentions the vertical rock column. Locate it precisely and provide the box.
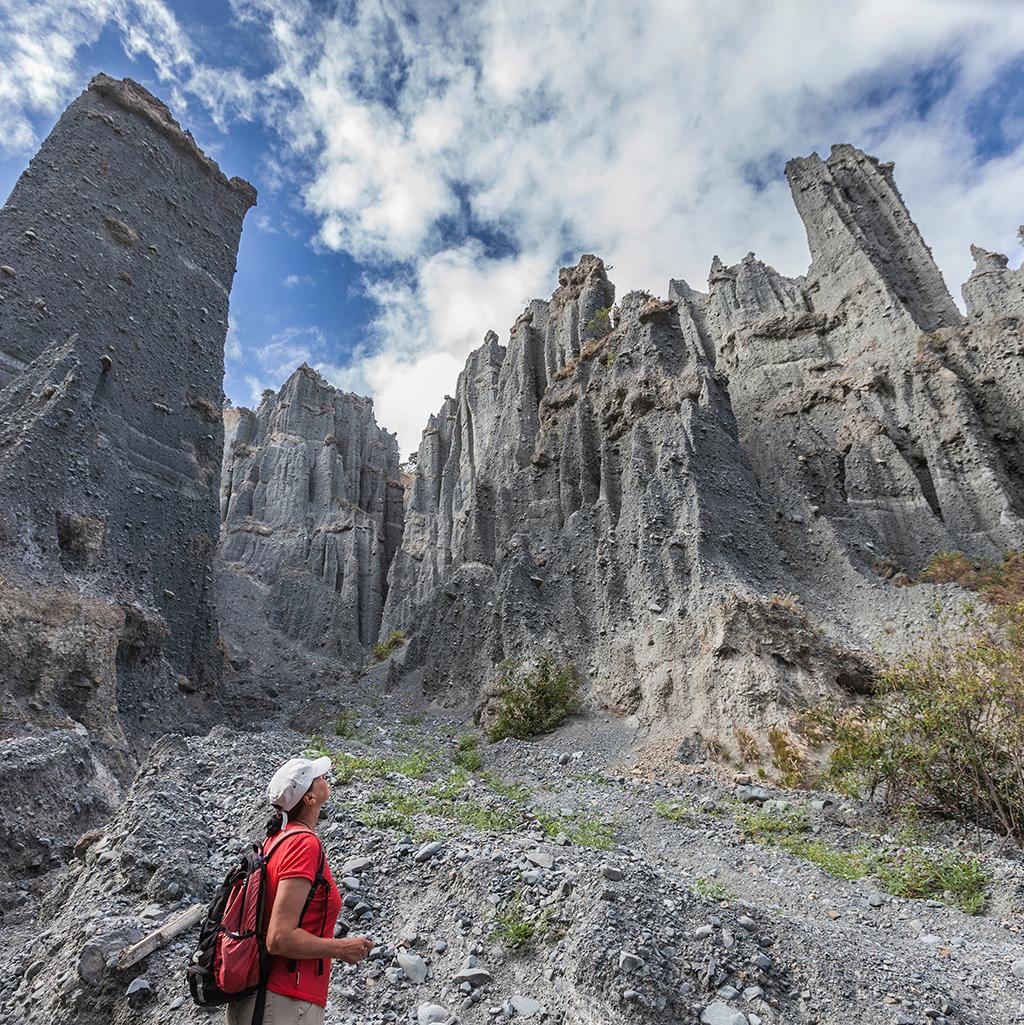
[786,144,962,334]
[0,74,255,718]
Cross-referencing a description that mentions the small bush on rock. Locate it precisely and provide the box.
[372,629,406,662]
[482,657,581,741]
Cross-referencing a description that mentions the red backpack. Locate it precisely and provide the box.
[186,827,326,1022]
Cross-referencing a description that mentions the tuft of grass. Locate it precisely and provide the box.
[779,837,875,882]
[653,799,693,823]
[484,657,581,742]
[372,629,406,662]
[693,878,733,902]
[481,771,533,804]
[871,847,989,915]
[453,733,483,772]
[333,710,360,738]
[585,306,612,337]
[534,808,616,849]
[490,893,549,949]
[767,726,808,789]
[734,727,761,763]
[738,806,809,842]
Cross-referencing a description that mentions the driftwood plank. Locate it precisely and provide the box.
[115,903,205,970]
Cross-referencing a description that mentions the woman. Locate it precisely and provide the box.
[227,755,374,1025]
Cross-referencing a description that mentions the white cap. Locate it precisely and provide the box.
[267,756,331,815]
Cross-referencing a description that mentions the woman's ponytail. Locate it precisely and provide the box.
[265,809,284,837]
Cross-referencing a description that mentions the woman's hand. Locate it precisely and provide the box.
[335,936,374,963]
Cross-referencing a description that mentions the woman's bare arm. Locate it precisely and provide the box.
[265,878,373,962]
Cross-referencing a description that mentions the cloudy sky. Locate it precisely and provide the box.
[2,0,1023,455]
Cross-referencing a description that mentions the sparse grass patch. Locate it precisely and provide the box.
[483,657,581,742]
[453,733,483,772]
[920,551,1024,606]
[871,846,989,915]
[738,806,808,842]
[360,808,411,833]
[767,726,809,789]
[480,771,533,804]
[390,747,436,779]
[734,727,761,763]
[372,629,406,662]
[534,808,616,849]
[779,837,875,883]
[333,710,360,738]
[490,892,550,949]
[693,878,733,902]
[653,799,693,823]
[741,807,990,914]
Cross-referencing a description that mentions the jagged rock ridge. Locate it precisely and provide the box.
[378,144,1023,740]
[218,364,403,657]
[0,74,254,878]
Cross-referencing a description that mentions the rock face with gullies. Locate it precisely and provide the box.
[218,364,403,658]
[382,259,876,732]
[0,74,254,874]
[380,144,1024,739]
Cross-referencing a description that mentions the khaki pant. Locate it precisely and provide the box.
[225,990,325,1025]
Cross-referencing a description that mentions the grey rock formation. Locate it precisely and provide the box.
[218,364,403,657]
[379,143,1023,740]
[0,75,254,870]
[962,243,1024,322]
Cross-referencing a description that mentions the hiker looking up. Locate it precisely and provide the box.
[226,755,373,1025]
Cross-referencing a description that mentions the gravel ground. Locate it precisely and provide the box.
[1,697,1023,1025]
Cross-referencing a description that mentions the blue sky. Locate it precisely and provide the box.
[2,0,1024,455]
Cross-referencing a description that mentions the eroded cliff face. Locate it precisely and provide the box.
[217,365,403,659]
[0,75,254,876]
[378,144,1023,740]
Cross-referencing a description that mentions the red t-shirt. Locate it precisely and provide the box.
[262,825,342,1007]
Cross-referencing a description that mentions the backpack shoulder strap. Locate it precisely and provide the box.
[263,825,315,862]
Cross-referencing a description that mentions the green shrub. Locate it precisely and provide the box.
[766,726,809,789]
[827,603,1024,846]
[484,657,581,742]
[372,629,406,662]
[585,306,612,337]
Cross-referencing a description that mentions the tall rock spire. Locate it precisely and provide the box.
[0,74,254,874]
[786,144,961,333]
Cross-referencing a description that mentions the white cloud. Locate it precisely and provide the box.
[238,0,1024,451]
[5,0,1024,454]
[281,273,313,288]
